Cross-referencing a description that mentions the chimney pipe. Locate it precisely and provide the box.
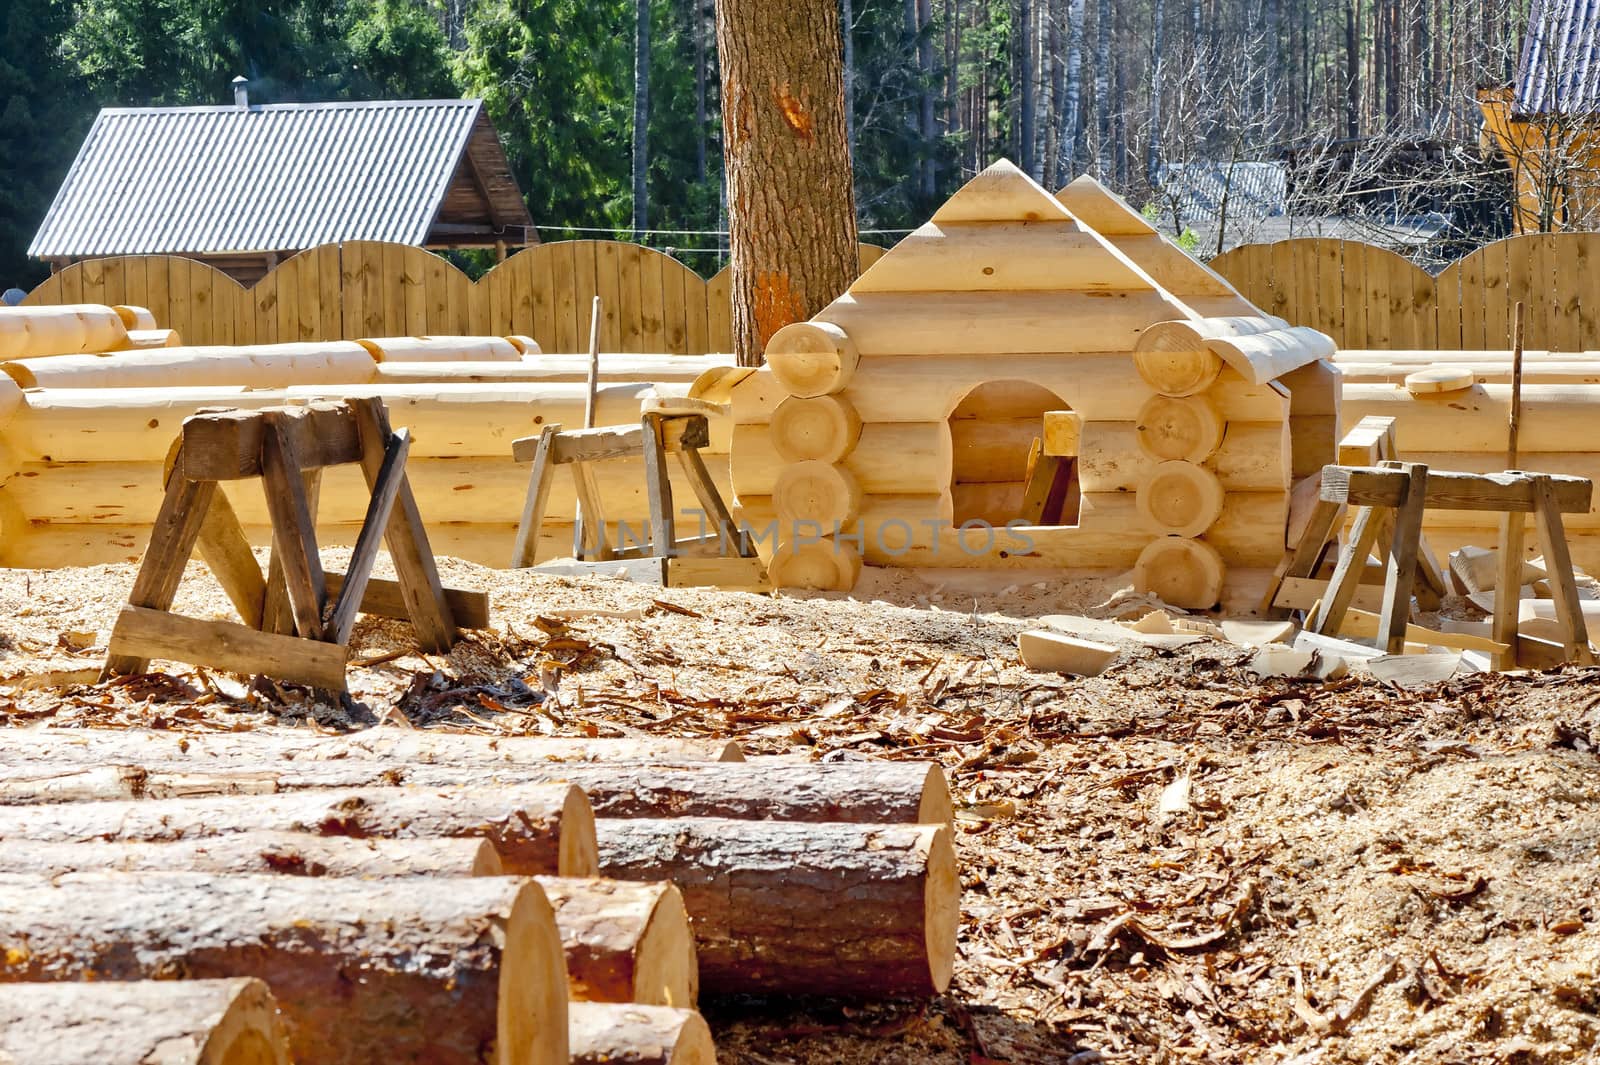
[232,75,249,109]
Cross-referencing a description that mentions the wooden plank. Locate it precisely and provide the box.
[1550,234,1582,354]
[349,397,456,651]
[317,243,342,340]
[328,428,412,644]
[382,242,407,336]
[1362,246,1396,349]
[1262,497,1345,611]
[1483,238,1512,351]
[108,604,348,691]
[403,247,428,335]
[538,418,708,464]
[666,555,768,590]
[261,470,322,637]
[676,444,747,555]
[1531,474,1595,664]
[102,471,218,676]
[509,247,538,337]
[1313,238,1342,340]
[641,413,675,555]
[1492,511,1525,670]
[146,258,171,337]
[552,242,579,353]
[57,264,81,305]
[511,424,562,568]
[682,260,709,356]
[1320,466,1592,513]
[424,248,451,334]
[1273,576,1385,613]
[618,244,645,353]
[182,404,363,481]
[258,415,327,641]
[571,462,612,559]
[343,243,366,341]
[324,572,490,630]
[1378,464,1429,653]
[1509,235,1542,350]
[705,262,732,353]
[1433,255,1464,350]
[194,490,266,629]
[573,241,600,355]
[639,248,667,353]
[662,261,690,354]
[529,246,556,347]
[1576,234,1600,350]
[106,257,131,311]
[596,240,623,353]
[1309,506,1389,637]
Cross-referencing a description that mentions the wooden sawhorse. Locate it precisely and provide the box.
[1295,463,1594,667]
[509,400,753,569]
[104,398,484,692]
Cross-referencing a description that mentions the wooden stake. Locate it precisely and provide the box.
[1508,300,1525,470]
[574,296,605,556]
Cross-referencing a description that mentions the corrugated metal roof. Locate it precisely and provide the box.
[1514,0,1600,116]
[1154,162,1288,229]
[30,99,488,258]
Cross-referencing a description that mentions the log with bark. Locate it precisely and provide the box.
[0,784,597,876]
[569,1003,716,1065]
[0,832,500,879]
[0,872,568,1065]
[0,977,292,1065]
[596,819,958,998]
[0,728,744,766]
[36,758,946,823]
[537,877,698,1007]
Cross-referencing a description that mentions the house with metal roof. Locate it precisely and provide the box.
[29,82,534,283]
[1479,0,1600,232]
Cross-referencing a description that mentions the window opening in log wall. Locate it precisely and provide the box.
[948,381,1080,528]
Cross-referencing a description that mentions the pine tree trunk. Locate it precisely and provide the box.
[842,0,856,156]
[1345,0,1360,138]
[918,0,937,197]
[1019,0,1036,176]
[1094,0,1111,177]
[1146,0,1166,188]
[632,0,651,236]
[716,0,859,367]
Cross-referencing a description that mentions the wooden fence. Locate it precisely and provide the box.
[1211,233,1600,351]
[27,231,1600,354]
[23,241,885,355]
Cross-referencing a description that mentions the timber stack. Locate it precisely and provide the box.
[0,728,961,1063]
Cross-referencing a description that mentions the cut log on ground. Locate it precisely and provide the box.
[0,784,597,876]
[537,877,698,1007]
[0,977,291,1065]
[568,1003,716,1065]
[0,872,567,1065]
[0,832,500,878]
[596,819,958,998]
[0,728,744,766]
[0,759,952,825]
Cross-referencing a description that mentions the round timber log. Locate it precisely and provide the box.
[568,1003,716,1065]
[536,877,698,1007]
[769,395,863,463]
[0,832,501,878]
[764,322,859,398]
[1135,461,1226,537]
[1135,393,1225,463]
[767,536,863,591]
[772,460,862,526]
[0,872,568,1065]
[595,819,958,998]
[0,977,291,1065]
[1132,537,1227,609]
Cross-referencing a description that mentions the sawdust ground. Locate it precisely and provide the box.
[2,552,1599,1064]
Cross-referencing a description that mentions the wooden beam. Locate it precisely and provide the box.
[194,491,266,629]
[1531,474,1596,666]
[1377,464,1429,654]
[511,424,562,569]
[258,416,326,641]
[182,403,363,481]
[323,572,490,631]
[327,428,412,646]
[108,605,348,691]
[520,417,712,465]
[1320,466,1592,514]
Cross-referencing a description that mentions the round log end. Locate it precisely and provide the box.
[765,322,860,398]
[636,883,700,1008]
[923,824,959,994]
[768,537,862,591]
[506,335,542,355]
[568,1003,716,1065]
[773,461,862,526]
[918,763,955,827]
[1133,348,1224,397]
[1133,537,1226,610]
[1136,461,1225,537]
[559,785,601,878]
[203,977,294,1065]
[1135,394,1224,463]
[113,305,159,331]
[770,395,863,463]
[1404,366,1474,395]
[502,880,573,1065]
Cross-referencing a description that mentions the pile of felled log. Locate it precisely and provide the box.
[0,729,958,1065]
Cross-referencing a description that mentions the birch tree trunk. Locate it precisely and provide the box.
[1145,0,1166,187]
[632,0,651,236]
[716,0,859,367]
[1060,0,1085,180]
[1094,0,1111,177]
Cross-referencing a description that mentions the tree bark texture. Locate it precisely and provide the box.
[632,0,651,235]
[0,832,500,879]
[536,877,698,1008]
[596,818,958,998]
[568,1003,716,1065]
[0,784,597,877]
[715,0,859,366]
[0,872,568,1065]
[0,759,953,827]
[0,729,743,767]
[0,978,291,1065]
